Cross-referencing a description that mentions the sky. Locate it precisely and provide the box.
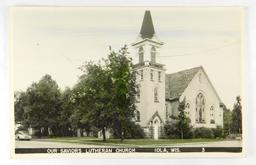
[11,7,244,109]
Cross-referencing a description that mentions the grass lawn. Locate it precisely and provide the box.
[46,137,225,147]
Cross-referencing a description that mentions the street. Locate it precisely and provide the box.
[15,139,242,148]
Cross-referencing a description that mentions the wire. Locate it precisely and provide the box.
[158,40,240,58]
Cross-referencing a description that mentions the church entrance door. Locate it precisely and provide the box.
[153,119,159,140]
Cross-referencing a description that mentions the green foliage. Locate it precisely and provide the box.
[14,46,137,140]
[71,45,137,141]
[19,74,62,136]
[113,122,144,139]
[231,96,242,134]
[106,45,137,141]
[14,91,28,123]
[176,98,192,139]
[211,126,224,138]
[71,62,112,140]
[57,87,75,136]
[163,121,180,139]
[223,104,232,137]
[194,127,214,138]
[164,99,193,139]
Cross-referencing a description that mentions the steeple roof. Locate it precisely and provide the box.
[140,10,155,39]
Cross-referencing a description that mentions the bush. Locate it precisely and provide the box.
[211,126,224,138]
[125,123,145,139]
[164,122,179,139]
[112,122,145,139]
[194,127,214,138]
[164,121,193,139]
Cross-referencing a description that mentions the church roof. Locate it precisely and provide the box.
[140,10,155,39]
[165,66,202,100]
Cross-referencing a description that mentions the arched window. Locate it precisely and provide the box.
[137,88,140,102]
[151,46,156,63]
[140,70,143,80]
[186,103,190,109]
[139,47,144,63]
[136,110,140,122]
[186,103,190,115]
[195,93,205,123]
[210,106,215,124]
[150,69,154,81]
[158,71,161,82]
[154,87,158,102]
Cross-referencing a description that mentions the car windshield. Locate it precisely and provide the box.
[19,131,29,135]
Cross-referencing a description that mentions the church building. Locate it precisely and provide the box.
[132,11,224,139]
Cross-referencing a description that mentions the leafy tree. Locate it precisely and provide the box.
[106,45,137,142]
[23,74,62,136]
[222,104,232,137]
[72,45,137,141]
[231,96,242,134]
[72,62,113,141]
[14,91,28,123]
[176,98,192,139]
[58,87,75,136]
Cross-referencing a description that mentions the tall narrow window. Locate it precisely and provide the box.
[140,70,143,80]
[135,111,140,122]
[151,46,156,63]
[139,47,144,63]
[210,106,215,124]
[137,88,140,102]
[158,71,161,82]
[150,69,154,81]
[186,103,190,115]
[195,93,205,123]
[154,87,158,102]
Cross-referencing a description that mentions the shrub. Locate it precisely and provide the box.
[211,126,224,138]
[164,121,193,139]
[194,127,214,138]
[112,122,145,139]
[125,123,145,139]
[164,121,179,139]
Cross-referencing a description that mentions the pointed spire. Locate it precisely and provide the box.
[140,10,155,39]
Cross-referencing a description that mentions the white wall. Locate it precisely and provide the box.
[135,65,166,127]
[180,69,223,128]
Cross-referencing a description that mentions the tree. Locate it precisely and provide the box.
[14,91,28,123]
[58,87,75,136]
[231,96,242,134]
[23,74,62,136]
[72,45,138,141]
[105,45,137,142]
[176,98,192,139]
[222,104,232,137]
[72,62,113,141]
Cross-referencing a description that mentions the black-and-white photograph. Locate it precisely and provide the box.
[11,7,244,156]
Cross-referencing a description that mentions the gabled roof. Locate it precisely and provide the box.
[140,10,155,39]
[165,66,201,99]
[147,111,164,125]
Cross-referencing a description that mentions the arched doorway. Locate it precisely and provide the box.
[153,118,160,140]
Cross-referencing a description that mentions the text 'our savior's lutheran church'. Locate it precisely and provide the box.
[132,11,224,139]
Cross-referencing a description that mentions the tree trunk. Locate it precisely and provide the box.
[121,129,124,142]
[102,127,106,141]
[181,129,183,141]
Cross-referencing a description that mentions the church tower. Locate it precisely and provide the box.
[132,11,166,139]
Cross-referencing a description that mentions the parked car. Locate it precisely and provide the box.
[15,131,32,141]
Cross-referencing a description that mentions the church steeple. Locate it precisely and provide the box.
[140,10,155,39]
[132,10,164,65]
